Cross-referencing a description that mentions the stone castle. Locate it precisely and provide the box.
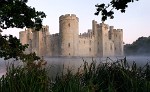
[19,14,124,57]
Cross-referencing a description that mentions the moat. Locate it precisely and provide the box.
[1,56,150,77]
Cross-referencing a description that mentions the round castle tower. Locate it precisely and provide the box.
[59,14,79,56]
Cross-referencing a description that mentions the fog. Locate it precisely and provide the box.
[0,58,23,77]
[0,56,150,77]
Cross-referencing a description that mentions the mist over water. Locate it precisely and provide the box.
[0,56,150,77]
[125,56,150,67]
[0,58,23,77]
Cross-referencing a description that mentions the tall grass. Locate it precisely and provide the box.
[1,57,150,92]
[0,62,50,92]
[51,57,150,92]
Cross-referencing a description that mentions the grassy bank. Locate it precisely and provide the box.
[0,57,150,92]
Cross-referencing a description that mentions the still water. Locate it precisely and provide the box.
[0,56,150,77]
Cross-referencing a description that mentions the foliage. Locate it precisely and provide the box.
[1,58,150,92]
[124,36,150,55]
[0,35,27,60]
[0,35,40,61]
[51,58,150,92]
[95,0,139,21]
[0,1,47,91]
[0,63,50,92]
[0,0,45,62]
[0,0,46,31]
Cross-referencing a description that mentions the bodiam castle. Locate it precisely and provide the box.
[19,14,124,57]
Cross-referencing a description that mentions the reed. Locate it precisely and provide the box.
[51,57,150,92]
[0,62,50,92]
[1,57,150,92]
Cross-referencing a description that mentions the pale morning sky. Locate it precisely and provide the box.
[1,0,150,44]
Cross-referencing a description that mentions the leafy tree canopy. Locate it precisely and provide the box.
[95,0,139,21]
[0,35,40,61]
[124,36,150,55]
[0,0,46,31]
[0,0,44,61]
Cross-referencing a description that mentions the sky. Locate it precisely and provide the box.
[1,0,150,44]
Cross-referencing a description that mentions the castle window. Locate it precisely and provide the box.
[69,53,70,55]
[68,43,70,47]
[68,23,70,27]
[89,48,91,52]
[42,28,45,31]
[84,41,85,44]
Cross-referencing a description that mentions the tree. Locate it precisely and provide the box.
[0,0,45,60]
[0,0,46,31]
[124,36,150,55]
[0,35,40,61]
[95,0,139,21]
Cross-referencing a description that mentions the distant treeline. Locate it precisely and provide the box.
[124,36,150,56]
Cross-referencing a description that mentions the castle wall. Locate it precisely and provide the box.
[100,23,114,57]
[95,23,104,57]
[38,31,43,56]
[32,31,40,55]
[19,26,51,57]
[112,29,124,56]
[19,29,33,54]
[50,34,60,56]
[59,14,79,56]
[92,22,115,57]
[104,40,114,57]
[78,36,95,57]
[92,20,98,56]
[36,26,50,56]
[19,14,123,57]
[19,31,27,45]
[45,35,51,56]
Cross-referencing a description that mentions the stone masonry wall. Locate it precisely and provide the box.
[19,14,124,57]
[59,14,79,56]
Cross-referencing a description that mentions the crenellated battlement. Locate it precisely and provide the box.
[42,25,49,29]
[79,29,94,39]
[109,26,114,31]
[19,14,123,57]
[79,35,94,39]
[51,33,59,37]
[100,22,109,29]
[19,31,25,34]
[117,29,123,32]
[59,14,79,21]
[113,29,123,32]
